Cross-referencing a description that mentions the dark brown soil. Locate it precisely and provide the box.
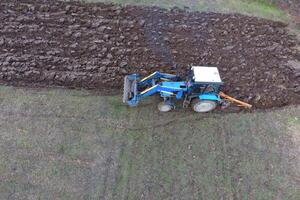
[0,0,300,108]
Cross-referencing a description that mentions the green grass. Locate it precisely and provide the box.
[80,0,289,21]
[0,86,299,199]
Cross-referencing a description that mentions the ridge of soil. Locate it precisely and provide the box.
[0,0,300,108]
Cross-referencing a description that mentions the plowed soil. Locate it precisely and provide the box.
[0,0,300,108]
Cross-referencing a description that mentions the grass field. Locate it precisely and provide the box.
[0,86,299,199]
[82,0,289,22]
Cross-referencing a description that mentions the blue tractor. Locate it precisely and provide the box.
[123,66,253,112]
[123,66,229,112]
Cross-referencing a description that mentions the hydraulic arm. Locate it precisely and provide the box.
[123,71,183,106]
[138,71,178,86]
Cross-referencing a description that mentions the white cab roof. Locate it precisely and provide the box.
[192,66,222,83]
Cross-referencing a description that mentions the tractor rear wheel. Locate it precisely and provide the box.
[192,99,217,113]
[157,102,173,112]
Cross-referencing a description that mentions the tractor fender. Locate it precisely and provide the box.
[198,93,221,102]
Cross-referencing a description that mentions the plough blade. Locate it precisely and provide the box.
[123,75,138,105]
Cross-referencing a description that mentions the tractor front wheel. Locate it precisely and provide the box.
[157,102,173,112]
[192,99,217,113]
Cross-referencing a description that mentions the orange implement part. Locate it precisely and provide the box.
[219,91,252,109]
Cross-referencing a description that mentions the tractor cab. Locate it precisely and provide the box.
[187,66,223,95]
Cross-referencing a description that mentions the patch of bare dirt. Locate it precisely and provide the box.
[0,0,300,108]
